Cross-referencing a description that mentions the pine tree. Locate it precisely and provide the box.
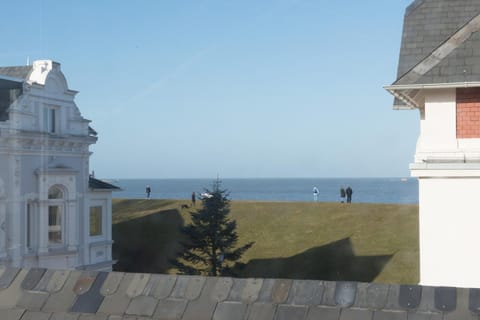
[174,179,254,276]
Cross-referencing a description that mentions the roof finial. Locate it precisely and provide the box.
[26,56,30,66]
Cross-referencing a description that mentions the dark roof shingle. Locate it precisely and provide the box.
[0,66,32,80]
[395,0,480,85]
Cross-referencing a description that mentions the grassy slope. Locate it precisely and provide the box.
[112,199,419,284]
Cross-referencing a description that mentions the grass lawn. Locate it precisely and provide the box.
[112,199,419,284]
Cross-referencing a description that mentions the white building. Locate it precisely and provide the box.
[0,60,118,271]
[386,1,480,287]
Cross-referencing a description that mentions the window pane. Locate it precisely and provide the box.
[90,206,102,236]
[48,186,63,199]
[48,206,62,244]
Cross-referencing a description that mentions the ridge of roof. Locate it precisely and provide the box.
[0,267,479,319]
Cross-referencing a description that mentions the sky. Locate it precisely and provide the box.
[1,0,418,179]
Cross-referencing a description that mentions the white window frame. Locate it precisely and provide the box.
[47,186,66,247]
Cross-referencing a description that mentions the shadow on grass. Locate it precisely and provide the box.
[113,208,392,282]
[112,207,185,273]
[235,238,392,282]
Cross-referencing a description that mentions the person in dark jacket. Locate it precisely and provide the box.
[346,186,353,203]
[340,187,346,203]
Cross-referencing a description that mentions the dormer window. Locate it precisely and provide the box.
[44,106,58,133]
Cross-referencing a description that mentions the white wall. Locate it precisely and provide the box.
[419,177,480,288]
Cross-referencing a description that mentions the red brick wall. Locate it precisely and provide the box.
[457,88,480,138]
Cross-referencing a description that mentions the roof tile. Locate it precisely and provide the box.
[125,295,159,317]
[0,308,25,320]
[274,304,308,320]
[245,303,276,320]
[406,312,443,320]
[70,272,108,314]
[181,299,217,320]
[0,267,20,289]
[353,282,389,309]
[286,280,324,306]
[0,268,28,308]
[271,279,292,304]
[21,310,52,320]
[334,282,357,307]
[34,270,55,292]
[45,270,70,293]
[228,278,262,303]
[210,277,233,302]
[257,279,276,303]
[100,272,124,296]
[373,310,408,320]
[213,301,248,320]
[97,272,135,315]
[434,287,457,312]
[305,306,340,320]
[16,290,49,310]
[339,308,373,320]
[399,285,422,310]
[42,271,82,313]
[50,312,80,320]
[469,288,480,313]
[322,281,337,306]
[21,268,47,290]
[444,287,477,320]
[152,298,188,319]
[148,274,177,299]
[126,273,150,298]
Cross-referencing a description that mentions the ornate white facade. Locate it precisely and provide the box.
[0,60,117,271]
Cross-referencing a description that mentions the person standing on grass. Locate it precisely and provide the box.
[146,185,151,199]
[346,186,353,203]
[313,186,319,201]
[340,186,346,203]
[191,192,196,207]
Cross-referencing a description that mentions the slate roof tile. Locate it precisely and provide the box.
[100,272,124,296]
[0,66,32,80]
[245,303,276,320]
[152,298,188,319]
[0,308,25,320]
[334,282,357,307]
[97,273,136,315]
[42,271,82,313]
[274,304,308,320]
[70,272,108,314]
[353,282,389,310]
[3,268,480,319]
[125,295,159,317]
[213,301,247,320]
[21,310,52,320]
[147,274,177,299]
[286,280,324,306]
[271,279,292,304]
[305,306,340,320]
[373,310,408,320]
[0,268,28,309]
[339,308,373,320]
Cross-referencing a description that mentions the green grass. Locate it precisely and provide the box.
[112,199,419,284]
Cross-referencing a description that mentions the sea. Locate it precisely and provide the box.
[109,178,418,204]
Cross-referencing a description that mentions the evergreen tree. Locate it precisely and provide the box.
[174,179,254,276]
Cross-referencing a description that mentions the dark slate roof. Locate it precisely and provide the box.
[0,66,32,80]
[89,177,121,190]
[394,0,480,86]
[1,267,480,319]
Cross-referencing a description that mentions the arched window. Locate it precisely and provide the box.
[48,185,64,245]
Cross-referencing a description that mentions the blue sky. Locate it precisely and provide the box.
[2,0,417,178]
